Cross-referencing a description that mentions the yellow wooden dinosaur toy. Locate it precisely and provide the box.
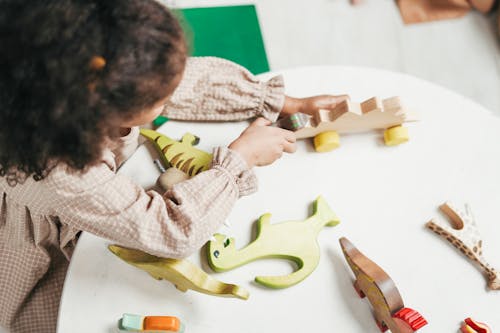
[108,245,249,300]
[140,128,212,177]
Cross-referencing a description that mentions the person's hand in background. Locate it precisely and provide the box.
[281,95,350,118]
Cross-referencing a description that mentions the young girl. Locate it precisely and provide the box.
[0,1,346,332]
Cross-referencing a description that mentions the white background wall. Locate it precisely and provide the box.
[163,0,500,114]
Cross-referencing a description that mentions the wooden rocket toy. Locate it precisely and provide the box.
[339,237,427,333]
[276,96,417,152]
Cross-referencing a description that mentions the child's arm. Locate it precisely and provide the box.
[50,138,287,259]
[162,57,349,122]
[161,57,285,122]
[50,148,253,258]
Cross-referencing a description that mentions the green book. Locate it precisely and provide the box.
[175,5,270,74]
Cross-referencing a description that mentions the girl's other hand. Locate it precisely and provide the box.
[229,118,296,168]
[281,95,350,117]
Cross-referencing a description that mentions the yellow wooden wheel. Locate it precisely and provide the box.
[313,131,340,152]
[384,125,409,146]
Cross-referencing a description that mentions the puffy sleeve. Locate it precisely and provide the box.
[162,57,285,122]
[110,126,140,168]
[49,147,256,259]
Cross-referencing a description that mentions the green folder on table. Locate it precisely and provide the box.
[174,5,270,74]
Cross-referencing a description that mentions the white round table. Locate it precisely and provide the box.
[57,67,500,333]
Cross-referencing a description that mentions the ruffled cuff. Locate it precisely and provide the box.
[118,126,140,146]
[210,147,258,197]
[259,75,285,122]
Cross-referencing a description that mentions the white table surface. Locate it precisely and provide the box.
[58,66,500,333]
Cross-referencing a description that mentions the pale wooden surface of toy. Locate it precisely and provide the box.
[426,202,500,291]
[339,237,427,333]
[140,129,212,176]
[292,97,416,139]
[108,245,249,300]
[207,196,340,288]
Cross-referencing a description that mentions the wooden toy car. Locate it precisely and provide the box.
[276,96,417,152]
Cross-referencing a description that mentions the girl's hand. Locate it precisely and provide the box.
[229,118,296,168]
[281,95,350,117]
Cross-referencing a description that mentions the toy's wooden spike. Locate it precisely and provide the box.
[207,197,339,288]
[426,202,500,290]
[360,97,382,114]
[140,129,212,177]
[339,237,427,333]
[108,245,249,300]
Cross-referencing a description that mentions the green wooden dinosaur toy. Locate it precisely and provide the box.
[207,196,340,289]
[108,245,249,300]
[140,128,212,176]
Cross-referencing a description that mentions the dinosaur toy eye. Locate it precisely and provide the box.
[213,250,220,258]
[224,239,230,247]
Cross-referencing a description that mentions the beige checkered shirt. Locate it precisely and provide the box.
[0,57,285,333]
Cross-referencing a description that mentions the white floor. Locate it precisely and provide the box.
[165,0,500,114]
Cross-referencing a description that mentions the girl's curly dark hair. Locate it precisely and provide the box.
[0,0,186,185]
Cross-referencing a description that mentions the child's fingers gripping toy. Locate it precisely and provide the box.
[118,313,185,333]
[276,96,418,152]
[339,237,427,333]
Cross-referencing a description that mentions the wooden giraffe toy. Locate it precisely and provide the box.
[276,96,417,152]
[426,202,500,291]
[140,128,212,177]
[339,237,427,333]
[108,245,249,300]
[207,196,340,289]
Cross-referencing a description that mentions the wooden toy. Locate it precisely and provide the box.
[118,313,185,332]
[109,245,249,300]
[156,167,190,191]
[339,237,427,333]
[461,317,492,333]
[426,202,500,291]
[140,128,212,176]
[276,96,417,152]
[207,196,340,288]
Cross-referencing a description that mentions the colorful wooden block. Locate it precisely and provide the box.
[118,314,185,333]
[119,313,144,332]
[144,316,182,332]
[426,202,500,291]
[109,245,249,300]
[339,237,427,333]
[207,196,340,288]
